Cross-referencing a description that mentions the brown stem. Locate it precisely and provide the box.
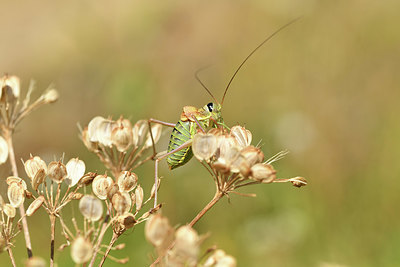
[4,128,33,258]
[7,247,17,267]
[88,214,110,267]
[99,231,121,267]
[50,214,56,267]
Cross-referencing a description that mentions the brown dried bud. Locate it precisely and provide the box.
[112,192,131,215]
[7,181,25,208]
[135,185,144,211]
[192,133,218,162]
[79,195,103,221]
[250,163,276,183]
[25,256,46,267]
[26,196,45,216]
[65,158,86,187]
[79,172,97,186]
[230,125,252,149]
[25,190,33,199]
[118,213,136,229]
[111,117,133,152]
[42,89,59,104]
[0,136,8,165]
[290,177,308,188]
[4,203,16,218]
[132,120,148,147]
[92,175,114,200]
[144,124,162,148]
[47,161,67,183]
[117,171,137,193]
[0,75,20,101]
[24,156,47,180]
[71,236,93,264]
[145,214,174,248]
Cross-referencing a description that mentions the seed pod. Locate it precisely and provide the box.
[230,125,252,149]
[81,127,98,152]
[118,213,136,229]
[87,116,106,142]
[6,176,27,190]
[250,163,276,183]
[145,214,173,248]
[213,142,240,174]
[97,119,116,147]
[4,203,16,218]
[150,178,160,200]
[79,172,97,186]
[204,249,237,267]
[290,177,308,187]
[71,236,93,264]
[174,226,200,262]
[117,171,137,193]
[31,169,46,191]
[8,182,25,208]
[135,185,143,211]
[111,117,133,152]
[71,192,84,200]
[144,124,162,148]
[26,196,45,216]
[25,256,46,267]
[92,175,114,200]
[192,133,218,162]
[112,192,131,215]
[107,183,119,200]
[132,120,148,147]
[65,158,86,187]
[0,136,8,165]
[79,195,103,221]
[48,161,67,183]
[24,156,47,180]
[42,89,59,104]
[0,75,20,100]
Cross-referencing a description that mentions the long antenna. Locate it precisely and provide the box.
[221,18,300,105]
[195,66,219,103]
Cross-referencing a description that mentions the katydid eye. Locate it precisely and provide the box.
[207,103,214,112]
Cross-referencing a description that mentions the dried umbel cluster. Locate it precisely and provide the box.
[0,193,21,254]
[145,214,236,267]
[192,125,307,197]
[82,116,162,176]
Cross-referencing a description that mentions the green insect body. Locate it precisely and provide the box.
[166,102,223,170]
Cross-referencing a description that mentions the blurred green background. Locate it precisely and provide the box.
[1,0,399,266]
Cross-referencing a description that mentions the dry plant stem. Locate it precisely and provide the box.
[50,214,56,267]
[99,231,121,267]
[4,128,33,258]
[88,214,111,267]
[7,246,17,267]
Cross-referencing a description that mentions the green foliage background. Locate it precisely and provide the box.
[0,0,399,266]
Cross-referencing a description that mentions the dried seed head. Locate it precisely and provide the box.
[132,120,148,147]
[145,214,173,248]
[135,185,144,211]
[24,156,47,180]
[0,136,8,165]
[47,161,67,183]
[213,144,241,174]
[92,175,114,200]
[25,256,46,267]
[7,182,25,208]
[240,146,264,167]
[117,171,137,193]
[0,75,20,100]
[97,119,116,147]
[81,127,98,152]
[118,213,136,229]
[192,133,218,162]
[87,116,106,142]
[42,89,59,104]
[204,249,237,267]
[230,125,252,149]
[174,226,200,262]
[79,195,103,221]
[65,158,86,187]
[26,196,45,216]
[144,124,162,148]
[31,169,46,191]
[71,236,93,264]
[4,203,16,218]
[250,163,276,183]
[112,192,131,215]
[290,176,308,188]
[111,117,133,152]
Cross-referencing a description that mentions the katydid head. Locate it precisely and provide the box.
[202,102,223,125]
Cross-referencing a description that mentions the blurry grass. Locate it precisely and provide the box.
[0,0,400,266]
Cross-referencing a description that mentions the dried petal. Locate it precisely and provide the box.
[192,133,218,162]
[4,203,16,218]
[92,175,114,200]
[26,196,45,216]
[79,195,103,221]
[48,161,67,183]
[250,163,276,183]
[24,156,47,180]
[111,118,133,152]
[7,182,25,208]
[117,171,137,193]
[112,192,131,215]
[71,236,93,264]
[144,124,162,148]
[0,136,8,165]
[65,158,86,187]
[145,214,173,248]
[230,125,252,149]
[135,185,143,211]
